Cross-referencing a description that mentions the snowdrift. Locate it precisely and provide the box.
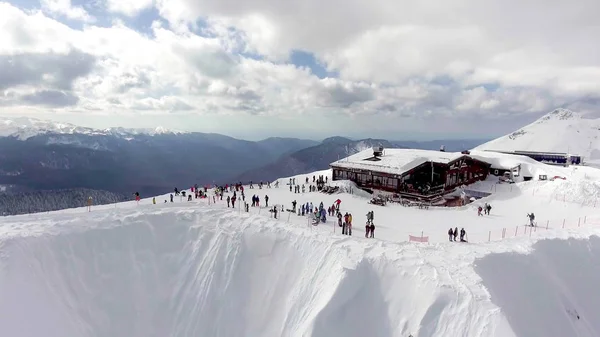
[474,108,600,160]
[475,236,600,337]
[0,206,511,337]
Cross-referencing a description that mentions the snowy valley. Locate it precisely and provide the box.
[1,110,600,337]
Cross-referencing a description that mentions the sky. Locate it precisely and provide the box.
[0,0,598,141]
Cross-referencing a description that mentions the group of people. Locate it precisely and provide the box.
[136,174,496,246]
[447,227,467,242]
[477,203,492,216]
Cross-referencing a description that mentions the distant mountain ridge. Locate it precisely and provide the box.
[0,117,319,196]
[474,108,600,160]
[0,116,186,140]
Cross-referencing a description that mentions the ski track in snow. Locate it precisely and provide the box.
[0,167,600,336]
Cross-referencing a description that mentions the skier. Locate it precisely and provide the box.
[265,195,269,207]
[527,213,536,226]
[453,227,458,241]
[170,194,174,202]
[174,188,179,196]
[448,228,454,242]
[152,197,156,205]
[227,196,231,208]
[134,192,140,202]
[460,228,467,242]
[486,203,492,215]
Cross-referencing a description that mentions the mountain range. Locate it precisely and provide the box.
[0,117,318,197]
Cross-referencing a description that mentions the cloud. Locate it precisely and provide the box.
[105,0,153,17]
[40,0,95,22]
[0,0,598,140]
[0,50,96,91]
[21,90,79,107]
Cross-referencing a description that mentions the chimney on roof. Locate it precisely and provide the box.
[373,146,384,157]
[440,145,446,152]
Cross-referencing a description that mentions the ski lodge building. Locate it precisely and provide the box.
[330,147,492,200]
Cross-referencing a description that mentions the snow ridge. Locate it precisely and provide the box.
[0,116,185,140]
[475,108,600,160]
[0,205,508,337]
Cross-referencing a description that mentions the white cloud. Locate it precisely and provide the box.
[40,0,95,22]
[0,0,598,140]
[105,0,154,17]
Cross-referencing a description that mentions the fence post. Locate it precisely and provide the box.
[562,219,565,228]
[578,217,581,227]
[546,220,549,229]
[515,226,518,237]
[529,227,532,237]
[421,231,424,240]
[287,211,291,222]
[584,216,587,224]
[488,231,491,242]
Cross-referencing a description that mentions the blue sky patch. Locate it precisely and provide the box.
[290,50,337,79]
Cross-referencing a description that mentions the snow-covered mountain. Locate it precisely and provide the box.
[1,166,600,336]
[474,108,600,160]
[0,116,185,140]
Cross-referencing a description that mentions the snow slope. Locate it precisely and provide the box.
[1,165,600,336]
[474,108,600,159]
[0,116,184,140]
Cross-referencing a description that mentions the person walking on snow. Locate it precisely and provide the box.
[227,196,231,207]
[486,203,492,215]
[448,228,454,242]
[477,206,483,216]
[453,227,458,241]
[527,213,536,226]
[460,228,467,242]
[265,195,269,207]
